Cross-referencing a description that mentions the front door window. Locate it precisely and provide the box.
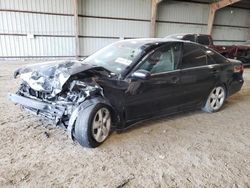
[137,43,182,74]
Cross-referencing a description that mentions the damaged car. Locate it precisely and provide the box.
[9,39,244,148]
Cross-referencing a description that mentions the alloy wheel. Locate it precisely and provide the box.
[92,107,111,143]
[208,86,225,111]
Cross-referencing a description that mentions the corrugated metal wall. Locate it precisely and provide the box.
[157,1,250,45]
[0,0,249,58]
[0,0,75,58]
[78,0,151,57]
[213,6,250,45]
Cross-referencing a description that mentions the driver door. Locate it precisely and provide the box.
[124,42,183,122]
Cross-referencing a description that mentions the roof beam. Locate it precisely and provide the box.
[73,0,80,59]
[150,0,163,38]
[211,0,242,10]
[207,0,242,35]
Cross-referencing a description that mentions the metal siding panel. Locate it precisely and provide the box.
[0,0,74,14]
[0,12,3,32]
[214,7,250,28]
[1,0,249,59]
[79,0,151,20]
[157,1,249,42]
[0,35,75,57]
[158,1,209,24]
[80,38,118,56]
[157,22,207,37]
[248,12,250,27]
[0,36,3,55]
[9,35,15,56]
[71,38,76,56]
[212,27,248,41]
[34,37,75,56]
[80,17,150,38]
[0,12,74,35]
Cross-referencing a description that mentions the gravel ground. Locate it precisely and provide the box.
[0,61,250,188]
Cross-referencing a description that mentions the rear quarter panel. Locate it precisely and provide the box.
[220,60,244,97]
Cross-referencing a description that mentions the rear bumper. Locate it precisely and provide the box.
[228,79,244,96]
[8,93,66,123]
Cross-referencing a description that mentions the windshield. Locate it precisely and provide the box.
[82,40,144,74]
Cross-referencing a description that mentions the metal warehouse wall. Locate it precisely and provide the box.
[78,0,151,57]
[157,1,250,45]
[0,0,76,58]
[0,0,249,58]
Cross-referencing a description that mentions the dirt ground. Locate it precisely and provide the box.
[0,61,250,188]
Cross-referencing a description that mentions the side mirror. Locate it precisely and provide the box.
[131,69,151,80]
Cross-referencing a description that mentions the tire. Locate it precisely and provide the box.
[202,85,226,113]
[74,103,112,148]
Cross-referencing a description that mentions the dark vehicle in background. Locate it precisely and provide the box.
[9,39,244,148]
[166,33,250,66]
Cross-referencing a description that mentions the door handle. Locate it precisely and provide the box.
[211,69,219,75]
[171,76,179,84]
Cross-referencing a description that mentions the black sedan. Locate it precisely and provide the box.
[9,38,244,148]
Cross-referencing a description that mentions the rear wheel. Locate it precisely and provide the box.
[74,103,112,148]
[202,86,226,113]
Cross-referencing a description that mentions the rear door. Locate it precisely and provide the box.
[178,43,218,109]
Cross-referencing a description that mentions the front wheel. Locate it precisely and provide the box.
[202,86,226,113]
[74,103,112,148]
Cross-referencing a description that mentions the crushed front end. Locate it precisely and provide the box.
[8,92,66,123]
[8,60,105,127]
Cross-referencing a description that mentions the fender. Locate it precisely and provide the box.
[67,97,116,140]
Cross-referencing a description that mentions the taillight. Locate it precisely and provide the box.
[234,64,244,73]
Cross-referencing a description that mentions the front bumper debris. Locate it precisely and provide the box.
[8,93,66,123]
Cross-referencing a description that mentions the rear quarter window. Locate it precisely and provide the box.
[200,46,227,64]
[210,51,227,64]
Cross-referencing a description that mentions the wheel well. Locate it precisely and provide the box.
[105,104,118,124]
[222,83,228,98]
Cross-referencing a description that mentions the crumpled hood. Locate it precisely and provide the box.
[14,60,103,96]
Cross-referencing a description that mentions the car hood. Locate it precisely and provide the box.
[14,60,110,96]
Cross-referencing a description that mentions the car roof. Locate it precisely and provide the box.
[118,38,188,47]
[128,38,218,56]
[121,37,205,48]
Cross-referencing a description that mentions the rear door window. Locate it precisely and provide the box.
[180,43,207,69]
